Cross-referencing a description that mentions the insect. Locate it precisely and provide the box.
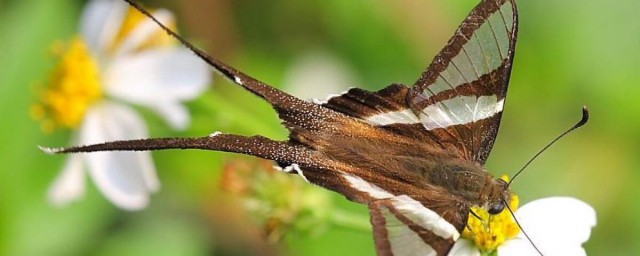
[43,0,588,255]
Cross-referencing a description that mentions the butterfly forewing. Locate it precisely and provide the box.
[408,0,518,164]
[322,0,517,165]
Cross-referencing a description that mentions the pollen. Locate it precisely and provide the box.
[462,187,520,252]
[32,37,102,131]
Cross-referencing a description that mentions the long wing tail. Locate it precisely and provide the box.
[40,133,318,168]
[41,1,357,172]
[122,0,342,132]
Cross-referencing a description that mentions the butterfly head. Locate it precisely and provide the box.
[485,178,510,215]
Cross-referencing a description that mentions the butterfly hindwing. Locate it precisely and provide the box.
[370,195,464,256]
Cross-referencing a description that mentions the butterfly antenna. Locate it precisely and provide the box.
[504,199,544,255]
[508,106,589,186]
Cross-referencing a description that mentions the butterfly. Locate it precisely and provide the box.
[44,0,521,255]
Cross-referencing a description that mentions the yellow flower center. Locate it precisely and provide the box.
[32,8,179,133]
[32,37,102,132]
[462,177,520,253]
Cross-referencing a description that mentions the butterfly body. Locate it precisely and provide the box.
[47,0,519,255]
[281,80,511,228]
[294,107,490,198]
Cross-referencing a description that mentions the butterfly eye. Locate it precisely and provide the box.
[488,202,505,215]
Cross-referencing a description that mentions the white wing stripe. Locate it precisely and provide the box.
[390,195,460,240]
[449,8,509,86]
[490,2,513,59]
[420,96,504,130]
[439,66,467,92]
[498,0,516,34]
[381,206,439,256]
[312,88,352,105]
[364,109,421,126]
[341,172,394,199]
[361,95,503,128]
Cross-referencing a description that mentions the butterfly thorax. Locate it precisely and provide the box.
[479,177,510,214]
[421,158,486,195]
[422,158,511,212]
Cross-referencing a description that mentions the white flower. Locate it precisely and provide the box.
[449,197,596,256]
[282,51,359,103]
[38,0,210,210]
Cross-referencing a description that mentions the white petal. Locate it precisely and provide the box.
[104,48,210,104]
[47,154,86,206]
[448,239,481,256]
[283,52,359,100]
[145,101,191,130]
[79,102,160,210]
[499,239,542,256]
[502,197,596,256]
[499,238,586,256]
[80,0,127,55]
[112,9,174,57]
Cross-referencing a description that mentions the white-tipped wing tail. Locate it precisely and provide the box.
[39,145,64,155]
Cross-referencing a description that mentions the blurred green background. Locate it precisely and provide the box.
[0,0,638,255]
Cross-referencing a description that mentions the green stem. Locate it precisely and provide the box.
[482,250,498,256]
